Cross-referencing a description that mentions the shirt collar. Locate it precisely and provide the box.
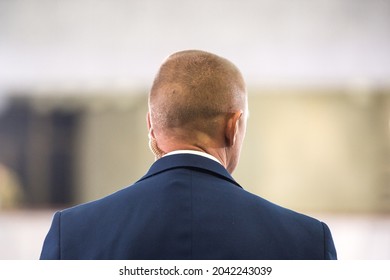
[163,150,222,165]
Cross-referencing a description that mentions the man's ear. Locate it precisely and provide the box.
[146,112,165,159]
[146,112,157,138]
[146,112,152,131]
[225,111,242,146]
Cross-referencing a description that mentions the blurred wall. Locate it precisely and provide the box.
[76,90,388,213]
[2,89,388,213]
[238,89,390,213]
[1,0,389,93]
[74,95,152,203]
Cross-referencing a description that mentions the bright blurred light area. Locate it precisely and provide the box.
[0,0,389,259]
[0,0,389,93]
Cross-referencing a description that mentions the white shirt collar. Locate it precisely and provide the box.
[163,150,222,165]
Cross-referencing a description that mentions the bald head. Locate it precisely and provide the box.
[149,50,247,135]
[147,50,248,172]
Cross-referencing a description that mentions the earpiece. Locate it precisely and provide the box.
[148,129,165,160]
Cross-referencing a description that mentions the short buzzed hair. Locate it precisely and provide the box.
[149,50,246,134]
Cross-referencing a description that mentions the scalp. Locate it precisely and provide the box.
[149,50,246,135]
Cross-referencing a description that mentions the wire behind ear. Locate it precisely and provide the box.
[148,130,165,160]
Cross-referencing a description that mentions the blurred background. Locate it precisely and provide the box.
[0,0,389,259]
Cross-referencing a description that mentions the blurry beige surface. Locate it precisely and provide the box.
[0,164,24,209]
[19,91,389,213]
[237,90,390,213]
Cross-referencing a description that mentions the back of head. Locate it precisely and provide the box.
[149,50,247,137]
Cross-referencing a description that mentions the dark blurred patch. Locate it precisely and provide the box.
[0,96,81,207]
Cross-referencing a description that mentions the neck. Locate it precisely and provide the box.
[159,140,229,171]
[153,126,236,173]
[164,150,222,165]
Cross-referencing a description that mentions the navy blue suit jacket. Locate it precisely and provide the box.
[40,154,337,259]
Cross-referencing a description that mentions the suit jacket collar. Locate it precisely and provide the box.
[137,154,242,189]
